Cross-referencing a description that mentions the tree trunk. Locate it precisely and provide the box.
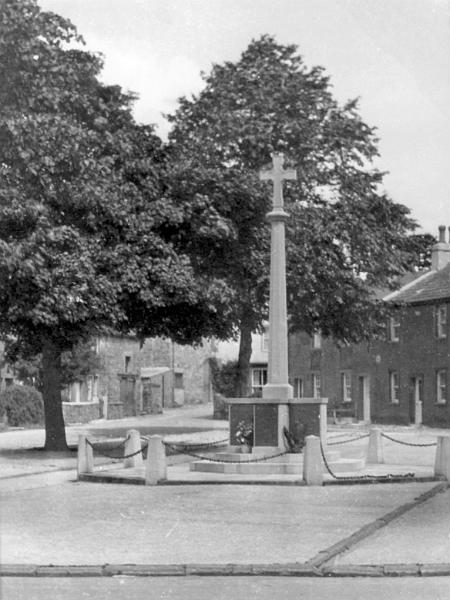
[235,318,253,397]
[42,338,68,451]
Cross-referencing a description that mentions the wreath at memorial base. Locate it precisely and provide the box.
[235,420,254,447]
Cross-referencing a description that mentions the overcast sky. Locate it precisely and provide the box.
[39,0,450,236]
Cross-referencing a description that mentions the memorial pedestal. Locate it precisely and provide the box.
[227,397,328,452]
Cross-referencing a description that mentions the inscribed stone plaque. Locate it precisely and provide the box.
[254,404,278,446]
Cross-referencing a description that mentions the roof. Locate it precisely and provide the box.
[384,263,450,305]
[140,366,171,378]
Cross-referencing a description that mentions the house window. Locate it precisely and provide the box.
[389,371,400,404]
[388,316,400,342]
[436,370,447,404]
[293,378,304,398]
[252,368,267,397]
[341,372,352,403]
[312,373,321,398]
[436,305,447,339]
[312,332,322,349]
[124,355,131,373]
[174,372,184,389]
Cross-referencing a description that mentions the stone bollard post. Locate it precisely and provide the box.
[303,435,323,486]
[124,429,143,469]
[367,427,384,464]
[415,401,423,427]
[434,436,450,480]
[77,433,94,477]
[145,435,167,485]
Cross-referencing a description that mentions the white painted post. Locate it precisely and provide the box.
[303,435,323,486]
[415,401,423,427]
[367,427,384,464]
[434,436,444,477]
[441,437,450,481]
[124,429,143,469]
[77,433,94,477]
[435,436,450,480]
[319,400,328,446]
[145,435,167,485]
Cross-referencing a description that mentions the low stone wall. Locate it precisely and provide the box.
[62,401,100,424]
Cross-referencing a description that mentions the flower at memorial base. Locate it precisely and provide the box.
[235,421,253,446]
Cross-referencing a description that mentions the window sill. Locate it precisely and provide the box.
[435,401,447,406]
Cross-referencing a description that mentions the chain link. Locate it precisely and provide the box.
[163,442,290,464]
[380,432,437,447]
[327,433,370,446]
[158,437,229,450]
[319,440,415,482]
[86,438,148,460]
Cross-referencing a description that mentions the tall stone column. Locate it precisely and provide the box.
[260,153,296,446]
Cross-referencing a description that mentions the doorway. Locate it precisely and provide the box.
[119,374,136,417]
[409,376,423,425]
[357,375,371,423]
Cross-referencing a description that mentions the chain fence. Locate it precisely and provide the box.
[163,440,290,464]
[319,440,415,482]
[147,437,229,450]
[327,433,370,446]
[86,437,148,460]
[380,432,437,447]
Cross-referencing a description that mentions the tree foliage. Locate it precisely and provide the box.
[168,35,424,392]
[14,340,102,390]
[0,0,234,448]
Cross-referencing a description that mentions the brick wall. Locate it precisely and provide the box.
[288,301,450,428]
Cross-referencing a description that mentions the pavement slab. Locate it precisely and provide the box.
[335,486,450,565]
[4,576,450,600]
[0,480,436,565]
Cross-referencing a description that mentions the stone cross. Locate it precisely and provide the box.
[259,152,297,211]
[259,152,296,413]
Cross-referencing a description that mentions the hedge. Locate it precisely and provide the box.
[0,384,44,427]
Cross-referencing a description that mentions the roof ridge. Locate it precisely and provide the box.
[383,270,436,302]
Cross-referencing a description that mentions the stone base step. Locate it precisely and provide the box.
[326,458,365,473]
[189,461,303,475]
[215,452,301,463]
[189,456,365,475]
[215,450,342,462]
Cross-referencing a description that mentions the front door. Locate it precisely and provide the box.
[358,375,371,423]
[119,375,136,417]
[409,376,423,424]
[141,376,163,414]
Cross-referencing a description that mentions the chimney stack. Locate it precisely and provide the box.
[431,225,450,270]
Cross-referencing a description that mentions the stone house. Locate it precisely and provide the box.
[288,227,450,428]
[214,324,269,396]
[62,335,215,423]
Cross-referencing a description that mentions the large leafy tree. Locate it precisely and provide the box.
[0,0,233,449]
[167,35,424,395]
